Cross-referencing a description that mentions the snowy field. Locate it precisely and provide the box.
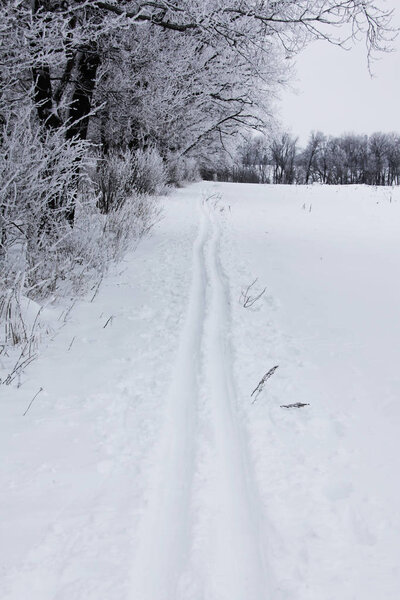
[1,182,400,599]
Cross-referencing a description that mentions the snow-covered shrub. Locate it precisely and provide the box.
[70,184,160,273]
[130,147,167,195]
[94,151,131,214]
[99,192,161,262]
[0,114,88,295]
[0,272,58,385]
[0,283,53,351]
[167,156,200,187]
[0,116,161,373]
[0,278,28,349]
[94,147,166,213]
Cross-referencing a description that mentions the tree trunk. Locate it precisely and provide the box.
[64,45,100,224]
[66,46,100,142]
[31,1,61,129]
[32,66,62,129]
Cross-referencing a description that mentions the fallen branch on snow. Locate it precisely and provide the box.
[280,402,310,409]
[240,278,266,309]
[251,365,279,403]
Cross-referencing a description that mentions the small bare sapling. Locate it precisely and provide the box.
[251,365,279,403]
[240,278,266,308]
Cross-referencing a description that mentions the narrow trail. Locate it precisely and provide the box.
[130,200,209,600]
[130,196,270,599]
[201,200,270,600]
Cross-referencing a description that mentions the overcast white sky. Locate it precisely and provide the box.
[278,1,400,147]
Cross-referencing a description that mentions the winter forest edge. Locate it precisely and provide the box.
[0,0,396,375]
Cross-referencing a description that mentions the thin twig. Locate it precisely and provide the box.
[90,274,103,303]
[23,387,43,416]
[63,300,77,323]
[6,354,38,386]
[103,315,114,329]
[27,304,44,357]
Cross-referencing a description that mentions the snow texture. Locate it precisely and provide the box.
[1,182,400,599]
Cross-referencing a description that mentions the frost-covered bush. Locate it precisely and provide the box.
[0,114,88,294]
[0,280,29,349]
[94,151,130,214]
[0,118,160,371]
[71,184,160,272]
[167,156,200,187]
[94,147,167,214]
[0,282,53,356]
[99,192,161,262]
[130,147,167,195]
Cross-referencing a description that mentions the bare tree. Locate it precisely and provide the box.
[302,131,325,184]
[271,133,298,184]
[386,134,400,186]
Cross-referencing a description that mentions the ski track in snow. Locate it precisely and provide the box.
[129,197,207,599]
[130,196,269,600]
[5,183,400,599]
[200,199,270,600]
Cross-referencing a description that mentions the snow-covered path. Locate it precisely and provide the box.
[2,182,400,599]
[130,196,269,599]
[128,196,208,600]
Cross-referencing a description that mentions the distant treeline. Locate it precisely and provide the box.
[202,131,400,186]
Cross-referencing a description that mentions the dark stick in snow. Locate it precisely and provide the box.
[23,387,43,416]
[103,315,114,329]
[251,365,279,403]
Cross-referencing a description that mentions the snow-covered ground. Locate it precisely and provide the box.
[1,182,400,599]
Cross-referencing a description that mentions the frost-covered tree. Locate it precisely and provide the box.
[298,132,400,186]
[386,134,400,186]
[227,130,400,186]
[368,132,389,185]
[271,133,298,184]
[1,0,395,360]
[301,131,326,184]
[1,0,393,156]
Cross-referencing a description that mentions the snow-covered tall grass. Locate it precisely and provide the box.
[0,122,161,381]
